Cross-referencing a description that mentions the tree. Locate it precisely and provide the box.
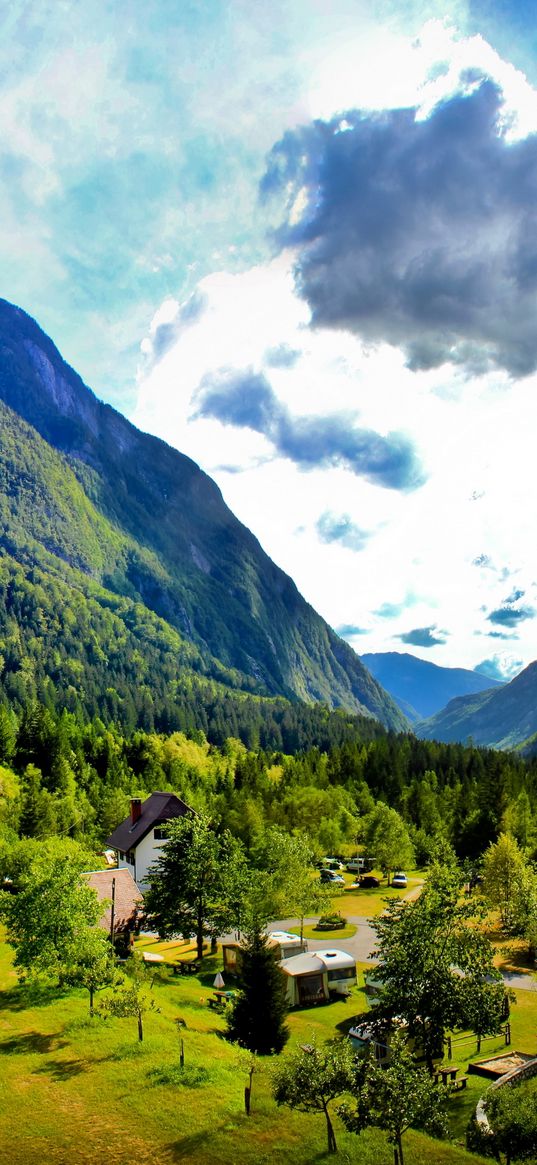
[100,975,156,1042]
[339,1031,448,1165]
[226,926,290,1055]
[0,837,101,983]
[251,827,328,940]
[144,812,247,960]
[63,930,118,1015]
[370,863,506,1071]
[273,1036,355,1153]
[483,1082,537,1164]
[363,803,414,884]
[482,833,533,934]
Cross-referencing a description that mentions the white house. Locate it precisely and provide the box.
[106,792,192,890]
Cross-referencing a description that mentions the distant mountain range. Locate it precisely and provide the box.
[416,660,537,750]
[361,651,502,722]
[0,297,407,735]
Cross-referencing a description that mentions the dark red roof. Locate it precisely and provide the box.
[106,791,192,852]
[84,867,143,933]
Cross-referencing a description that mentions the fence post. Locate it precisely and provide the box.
[505,1022,511,1047]
[477,1035,481,1054]
[447,1036,452,1060]
[180,1038,184,1068]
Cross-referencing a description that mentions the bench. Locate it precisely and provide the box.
[451,1076,468,1091]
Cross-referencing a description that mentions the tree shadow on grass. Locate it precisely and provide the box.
[33,1057,88,1080]
[0,1031,67,1055]
[0,982,70,1012]
[335,1010,368,1037]
[164,1129,219,1160]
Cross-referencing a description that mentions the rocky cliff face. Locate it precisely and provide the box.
[0,297,407,730]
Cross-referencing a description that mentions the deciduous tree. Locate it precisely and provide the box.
[370,863,506,1070]
[0,837,101,983]
[339,1031,448,1165]
[273,1036,355,1153]
[145,812,248,960]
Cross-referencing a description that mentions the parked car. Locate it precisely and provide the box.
[358,874,380,888]
[319,869,345,885]
[391,871,408,889]
[320,857,344,871]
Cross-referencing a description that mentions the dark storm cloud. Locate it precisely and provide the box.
[263,79,537,377]
[487,604,535,627]
[316,511,371,551]
[397,625,447,647]
[193,367,425,491]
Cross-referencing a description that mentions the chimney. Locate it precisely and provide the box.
[130,798,142,825]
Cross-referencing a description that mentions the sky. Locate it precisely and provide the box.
[2,0,537,682]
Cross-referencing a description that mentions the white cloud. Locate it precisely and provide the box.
[130,21,537,678]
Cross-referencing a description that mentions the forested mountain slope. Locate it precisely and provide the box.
[0,298,406,732]
[362,651,501,722]
[417,660,537,749]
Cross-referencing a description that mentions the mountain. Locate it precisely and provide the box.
[361,651,502,722]
[0,298,407,734]
[416,660,537,749]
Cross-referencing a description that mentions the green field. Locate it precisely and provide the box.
[1,929,533,1165]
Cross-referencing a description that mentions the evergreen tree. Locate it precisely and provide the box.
[226,927,290,1055]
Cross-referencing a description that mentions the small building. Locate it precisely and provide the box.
[106,792,192,890]
[84,867,143,946]
[280,948,357,1007]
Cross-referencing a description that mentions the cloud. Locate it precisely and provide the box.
[487,630,520,640]
[397,625,447,646]
[264,343,301,368]
[192,366,425,490]
[316,511,372,551]
[264,78,537,377]
[147,291,208,365]
[336,623,368,637]
[503,587,525,604]
[474,656,523,682]
[487,604,535,627]
[375,601,407,618]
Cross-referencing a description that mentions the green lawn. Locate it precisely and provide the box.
[330,869,424,918]
[0,931,518,1165]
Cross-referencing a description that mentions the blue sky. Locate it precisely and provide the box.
[2,0,537,679]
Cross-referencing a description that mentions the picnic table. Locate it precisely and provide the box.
[433,1064,467,1087]
[208,990,235,1009]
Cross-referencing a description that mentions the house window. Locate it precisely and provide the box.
[154,827,169,840]
[119,851,125,860]
[126,851,135,865]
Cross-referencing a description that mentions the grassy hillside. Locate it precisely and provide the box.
[0,934,497,1165]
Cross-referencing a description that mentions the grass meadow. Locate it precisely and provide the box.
[1,923,534,1165]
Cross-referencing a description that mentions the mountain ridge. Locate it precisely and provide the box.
[0,297,407,732]
[416,659,537,749]
[361,650,502,722]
